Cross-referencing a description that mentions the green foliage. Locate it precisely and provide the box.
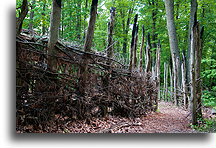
[16,0,216,92]
[191,118,216,133]
[202,90,216,109]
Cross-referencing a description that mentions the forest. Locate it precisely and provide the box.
[16,0,216,133]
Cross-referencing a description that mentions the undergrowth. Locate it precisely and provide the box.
[191,118,216,133]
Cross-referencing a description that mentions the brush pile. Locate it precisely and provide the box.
[16,33,158,132]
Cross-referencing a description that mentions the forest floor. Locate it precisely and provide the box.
[53,102,203,133]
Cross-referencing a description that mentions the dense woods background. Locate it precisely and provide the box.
[16,0,216,133]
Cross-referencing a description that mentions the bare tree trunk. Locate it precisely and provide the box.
[83,0,98,52]
[169,65,173,101]
[155,40,161,107]
[129,14,138,72]
[122,8,133,55]
[133,25,139,69]
[181,53,188,108]
[16,0,28,36]
[165,64,169,102]
[186,0,198,89]
[76,0,82,40]
[29,0,36,35]
[195,25,204,120]
[42,2,47,35]
[139,25,145,72]
[48,0,62,71]
[163,62,166,100]
[83,0,88,40]
[107,7,116,62]
[164,0,181,106]
[79,0,98,94]
[145,33,151,73]
[190,21,202,125]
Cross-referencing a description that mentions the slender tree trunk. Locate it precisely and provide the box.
[48,0,62,71]
[129,14,138,72]
[42,2,47,35]
[181,53,188,108]
[16,0,28,36]
[195,26,204,120]
[155,40,161,107]
[169,64,173,101]
[83,0,98,52]
[165,64,169,101]
[164,0,181,106]
[29,0,36,35]
[190,21,203,125]
[79,0,98,94]
[107,7,116,62]
[139,25,145,72]
[133,25,139,69]
[76,0,82,40]
[145,33,151,73]
[122,9,133,55]
[83,0,88,40]
[186,0,198,89]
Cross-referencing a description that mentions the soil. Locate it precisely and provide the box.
[19,101,214,133]
[53,102,199,133]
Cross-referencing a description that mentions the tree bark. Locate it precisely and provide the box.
[139,25,145,72]
[42,1,47,35]
[181,53,188,108]
[129,14,138,72]
[133,25,139,69]
[79,0,98,94]
[186,0,198,89]
[145,33,151,73]
[190,21,203,125]
[76,0,82,40]
[122,8,133,55]
[155,40,161,108]
[195,25,204,120]
[29,0,36,35]
[16,0,28,36]
[83,0,98,52]
[48,0,62,71]
[164,0,181,106]
[107,7,116,62]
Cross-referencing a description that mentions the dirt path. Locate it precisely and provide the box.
[60,102,197,133]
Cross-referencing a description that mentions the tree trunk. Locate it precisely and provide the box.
[186,0,198,89]
[48,0,62,71]
[83,0,88,40]
[133,25,139,69]
[129,14,138,72]
[190,21,202,125]
[16,0,28,36]
[169,64,173,101]
[29,0,36,35]
[76,0,82,40]
[139,25,145,72]
[83,0,98,52]
[145,33,151,73]
[195,25,204,120]
[42,2,47,35]
[164,0,181,106]
[107,7,116,62]
[155,40,161,108]
[181,53,188,108]
[79,0,98,94]
[122,8,133,55]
